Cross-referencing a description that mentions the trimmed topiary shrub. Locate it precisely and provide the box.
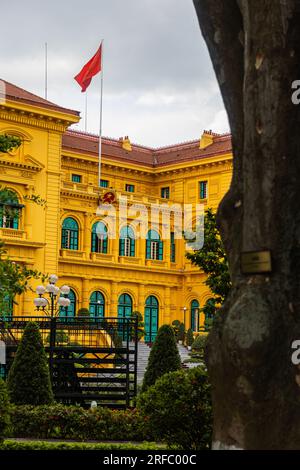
[178,322,186,342]
[186,328,194,347]
[0,379,10,442]
[192,334,207,352]
[7,322,53,405]
[141,324,181,392]
[138,367,212,450]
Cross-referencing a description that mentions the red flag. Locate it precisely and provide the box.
[74,45,102,92]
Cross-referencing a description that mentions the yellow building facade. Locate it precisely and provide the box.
[0,80,232,341]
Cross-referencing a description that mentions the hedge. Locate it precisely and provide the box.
[138,366,212,450]
[9,404,151,442]
[0,440,164,451]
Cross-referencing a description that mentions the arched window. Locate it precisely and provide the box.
[0,190,23,229]
[191,299,200,332]
[59,288,76,321]
[118,294,133,340]
[144,296,159,343]
[89,291,105,318]
[61,217,79,250]
[91,221,108,254]
[146,230,163,261]
[119,226,135,257]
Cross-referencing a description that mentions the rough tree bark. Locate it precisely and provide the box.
[193,0,300,450]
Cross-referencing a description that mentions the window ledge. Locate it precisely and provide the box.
[90,252,113,262]
[146,259,167,267]
[118,256,141,265]
[60,249,85,259]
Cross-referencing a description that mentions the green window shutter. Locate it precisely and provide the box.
[130,239,135,257]
[72,174,82,183]
[119,238,125,256]
[158,240,164,260]
[100,179,109,188]
[171,232,175,262]
[146,239,151,259]
[200,181,207,199]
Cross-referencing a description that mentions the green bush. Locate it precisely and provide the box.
[7,322,53,405]
[178,323,185,342]
[138,367,212,450]
[0,440,165,451]
[192,334,207,353]
[186,328,194,347]
[171,320,181,341]
[0,379,10,442]
[9,404,150,442]
[142,325,181,392]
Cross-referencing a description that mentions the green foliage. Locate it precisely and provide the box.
[0,440,164,451]
[186,208,231,326]
[171,319,181,341]
[130,311,145,341]
[77,308,90,316]
[192,335,207,355]
[9,404,150,442]
[7,322,53,405]
[186,328,194,347]
[23,193,47,208]
[138,367,212,450]
[0,135,21,153]
[0,379,10,442]
[0,242,44,319]
[178,322,186,342]
[142,325,181,392]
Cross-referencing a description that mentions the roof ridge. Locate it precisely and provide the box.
[1,78,79,116]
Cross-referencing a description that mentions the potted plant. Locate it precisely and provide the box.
[186,328,194,350]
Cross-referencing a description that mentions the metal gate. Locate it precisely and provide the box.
[0,316,138,408]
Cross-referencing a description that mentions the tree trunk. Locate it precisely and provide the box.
[193,0,300,450]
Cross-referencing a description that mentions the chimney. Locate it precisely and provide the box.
[121,136,132,152]
[199,130,214,149]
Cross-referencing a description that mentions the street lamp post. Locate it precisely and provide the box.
[195,308,199,332]
[33,274,71,317]
[183,306,187,330]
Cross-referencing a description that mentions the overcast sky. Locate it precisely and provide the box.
[0,0,229,147]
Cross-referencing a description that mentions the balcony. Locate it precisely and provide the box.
[0,227,26,239]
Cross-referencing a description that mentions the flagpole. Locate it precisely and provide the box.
[98,40,104,188]
[85,91,88,132]
[45,42,48,100]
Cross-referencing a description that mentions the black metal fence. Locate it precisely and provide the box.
[0,316,138,408]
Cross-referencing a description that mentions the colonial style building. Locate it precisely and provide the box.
[0,79,232,342]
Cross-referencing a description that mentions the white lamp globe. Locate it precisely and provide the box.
[58,297,66,307]
[49,274,58,284]
[53,286,60,296]
[60,285,70,295]
[34,297,42,307]
[36,285,46,295]
[46,283,55,293]
[64,298,71,307]
[39,298,48,308]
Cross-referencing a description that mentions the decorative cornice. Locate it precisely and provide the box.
[0,105,71,132]
[0,158,42,172]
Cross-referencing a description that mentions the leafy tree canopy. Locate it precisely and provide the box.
[186,208,231,323]
[0,134,21,153]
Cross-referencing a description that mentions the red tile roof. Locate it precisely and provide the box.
[62,130,232,168]
[1,79,80,116]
